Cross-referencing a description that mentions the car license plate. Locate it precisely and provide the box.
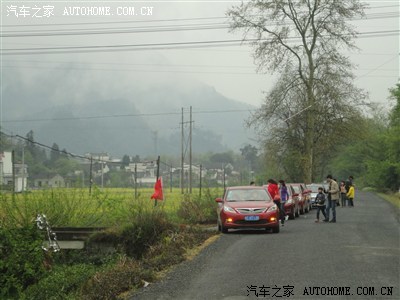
[244,215,259,221]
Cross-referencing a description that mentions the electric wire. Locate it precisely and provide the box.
[2,29,399,55]
[2,109,256,123]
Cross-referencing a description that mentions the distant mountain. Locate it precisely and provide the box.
[2,64,256,157]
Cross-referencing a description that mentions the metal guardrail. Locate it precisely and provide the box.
[36,214,106,250]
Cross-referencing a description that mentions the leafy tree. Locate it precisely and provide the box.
[240,144,258,169]
[131,155,141,163]
[24,130,47,163]
[53,157,79,177]
[209,151,234,166]
[122,155,130,168]
[385,84,400,191]
[329,85,400,192]
[0,129,13,151]
[228,0,367,182]
[50,143,60,164]
[107,170,133,188]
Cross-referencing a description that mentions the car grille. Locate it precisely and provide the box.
[234,220,268,225]
[236,208,266,214]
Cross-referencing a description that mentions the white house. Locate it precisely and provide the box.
[33,174,66,188]
[0,151,28,192]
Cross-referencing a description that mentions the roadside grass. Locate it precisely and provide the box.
[378,192,400,209]
[0,186,222,299]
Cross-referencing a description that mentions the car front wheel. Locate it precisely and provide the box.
[289,208,295,220]
[271,225,280,233]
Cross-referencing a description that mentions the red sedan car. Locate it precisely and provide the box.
[288,183,311,214]
[215,186,280,233]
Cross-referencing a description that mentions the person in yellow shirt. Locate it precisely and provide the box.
[346,183,355,207]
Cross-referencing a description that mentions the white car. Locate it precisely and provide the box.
[307,183,327,208]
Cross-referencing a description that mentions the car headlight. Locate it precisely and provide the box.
[267,205,278,212]
[223,206,236,213]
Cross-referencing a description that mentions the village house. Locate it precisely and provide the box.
[32,174,66,189]
[0,151,28,192]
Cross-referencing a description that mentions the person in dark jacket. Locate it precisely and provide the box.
[314,187,327,222]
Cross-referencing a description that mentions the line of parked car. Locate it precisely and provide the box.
[215,183,326,234]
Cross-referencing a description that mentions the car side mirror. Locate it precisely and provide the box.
[215,198,223,203]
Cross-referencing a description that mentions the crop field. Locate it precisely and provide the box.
[0,186,224,228]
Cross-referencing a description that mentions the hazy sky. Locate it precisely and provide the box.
[1,0,399,113]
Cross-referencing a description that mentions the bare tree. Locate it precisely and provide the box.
[228,0,367,182]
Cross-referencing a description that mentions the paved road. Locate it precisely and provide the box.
[131,192,399,300]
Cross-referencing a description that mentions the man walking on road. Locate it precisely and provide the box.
[324,175,339,223]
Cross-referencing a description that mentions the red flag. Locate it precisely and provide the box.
[151,177,163,200]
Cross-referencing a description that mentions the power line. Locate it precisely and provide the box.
[1,23,230,38]
[7,132,92,161]
[2,129,203,173]
[1,9,397,31]
[0,64,261,75]
[2,29,399,55]
[1,13,398,38]
[2,109,256,123]
[0,16,228,28]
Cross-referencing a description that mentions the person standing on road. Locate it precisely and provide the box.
[324,175,339,223]
[340,181,347,207]
[267,179,281,223]
[314,187,327,222]
[347,183,355,207]
[278,180,288,226]
[345,176,354,193]
[267,179,279,199]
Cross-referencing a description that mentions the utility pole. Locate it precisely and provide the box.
[155,155,160,207]
[12,150,15,194]
[101,155,104,189]
[223,164,226,190]
[181,107,184,194]
[180,107,195,194]
[170,165,173,192]
[89,156,93,196]
[21,147,25,192]
[152,130,158,156]
[199,164,202,198]
[189,106,192,194]
[134,163,137,199]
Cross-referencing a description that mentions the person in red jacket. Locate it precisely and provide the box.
[267,179,282,225]
[267,179,279,199]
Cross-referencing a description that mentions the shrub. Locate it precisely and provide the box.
[177,189,219,224]
[80,258,154,300]
[88,206,175,259]
[0,225,46,299]
[22,264,98,300]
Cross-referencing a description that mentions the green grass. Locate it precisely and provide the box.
[0,186,223,228]
[378,192,400,209]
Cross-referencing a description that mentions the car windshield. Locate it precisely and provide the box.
[307,185,320,193]
[226,189,271,202]
[291,185,301,193]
